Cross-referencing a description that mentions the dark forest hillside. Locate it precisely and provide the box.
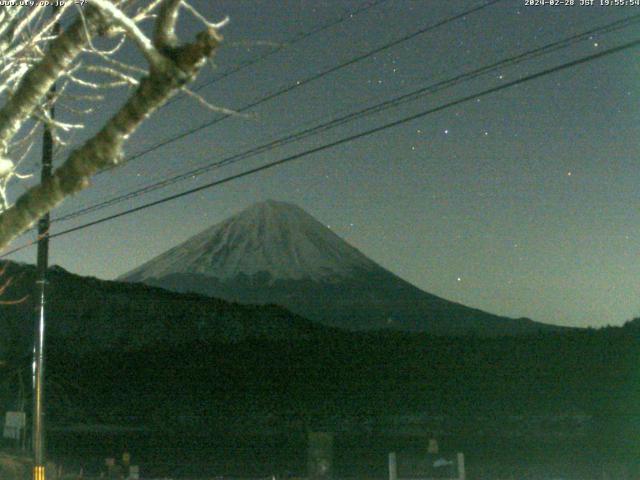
[0,260,637,464]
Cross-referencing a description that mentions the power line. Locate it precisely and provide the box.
[98,0,504,175]
[162,0,389,110]
[51,13,640,223]
[2,35,637,258]
[18,0,389,180]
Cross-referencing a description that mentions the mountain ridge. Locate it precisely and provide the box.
[0,260,328,362]
[121,200,563,335]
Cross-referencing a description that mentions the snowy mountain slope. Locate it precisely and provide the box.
[121,200,560,335]
[124,200,378,283]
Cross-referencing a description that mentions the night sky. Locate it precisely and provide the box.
[4,0,640,328]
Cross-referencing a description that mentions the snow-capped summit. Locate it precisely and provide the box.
[121,200,557,335]
[124,200,377,284]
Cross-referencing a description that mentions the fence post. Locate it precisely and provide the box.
[388,452,397,480]
[457,452,465,480]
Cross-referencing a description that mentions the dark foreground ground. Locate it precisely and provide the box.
[37,424,640,479]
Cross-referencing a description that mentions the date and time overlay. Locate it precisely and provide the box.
[526,0,640,6]
[0,0,638,9]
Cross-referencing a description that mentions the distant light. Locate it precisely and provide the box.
[567,171,572,176]
[457,277,461,282]
[444,129,449,135]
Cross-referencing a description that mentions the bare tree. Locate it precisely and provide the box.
[0,0,227,251]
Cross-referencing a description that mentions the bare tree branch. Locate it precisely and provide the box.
[153,0,181,49]
[0,7,105,154]
[0,18,223,250]
[91,0,166,67]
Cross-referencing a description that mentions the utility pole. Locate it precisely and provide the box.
[32,95,53,480]
[33,8,58,480]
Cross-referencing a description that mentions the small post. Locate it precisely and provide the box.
[307,432,333,480]
[457,452,465,480]
[388,452,397,480]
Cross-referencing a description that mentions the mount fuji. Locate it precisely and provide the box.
[121,200,557,335]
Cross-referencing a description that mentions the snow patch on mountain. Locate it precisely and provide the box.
[123,200,378,283]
